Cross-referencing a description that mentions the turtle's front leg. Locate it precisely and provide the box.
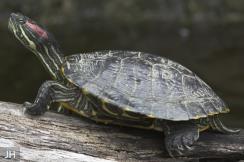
[24,80,79,115]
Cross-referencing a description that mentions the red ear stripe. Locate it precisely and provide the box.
[25,21,48,39]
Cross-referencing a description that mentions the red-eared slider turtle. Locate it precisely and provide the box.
[8,13,239,156]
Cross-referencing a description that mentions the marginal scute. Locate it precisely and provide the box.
[62,50,229,121]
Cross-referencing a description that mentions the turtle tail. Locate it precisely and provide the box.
[209,115,240,134]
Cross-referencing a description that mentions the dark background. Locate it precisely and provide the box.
[0,0,243,127]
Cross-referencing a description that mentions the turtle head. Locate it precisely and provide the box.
[9,13,64,80]
[8,13,58,53]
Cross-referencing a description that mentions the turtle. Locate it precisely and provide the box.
[8,13,240,157]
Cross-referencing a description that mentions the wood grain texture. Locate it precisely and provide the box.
[0,101,243,162]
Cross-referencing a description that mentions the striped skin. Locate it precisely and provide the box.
[8,13,64,81]
[63,92,211,132]
[62,90,162,131]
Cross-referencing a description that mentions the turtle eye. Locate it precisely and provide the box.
[18,16,25,24]
[19,18,24,23]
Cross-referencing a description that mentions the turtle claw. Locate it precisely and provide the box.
[176,149,183,156]
[167,149,174,158]
[184,145,193,151]
[164,121,199,157]
[23,101,32,113]
[23,102,37,115]
[177,144,184,151]
[23,101,32,107]
[181,133,195,151]
[165,134,185,157]
[23,101,46,116]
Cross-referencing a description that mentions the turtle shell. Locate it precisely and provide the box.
[62,51,229,121]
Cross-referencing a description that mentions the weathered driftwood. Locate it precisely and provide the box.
[0,101,243,162]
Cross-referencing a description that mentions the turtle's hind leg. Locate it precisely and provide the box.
[209,115,240,134]
[24,80,79,115]
[163,121,199,157]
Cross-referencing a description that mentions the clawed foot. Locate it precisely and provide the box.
[23,101,46,115]
[164,121,199,157]
[165,130,198,157]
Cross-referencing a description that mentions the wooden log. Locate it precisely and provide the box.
[0,101,243,162]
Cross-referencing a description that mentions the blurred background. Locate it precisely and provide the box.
[0,0,243,127]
